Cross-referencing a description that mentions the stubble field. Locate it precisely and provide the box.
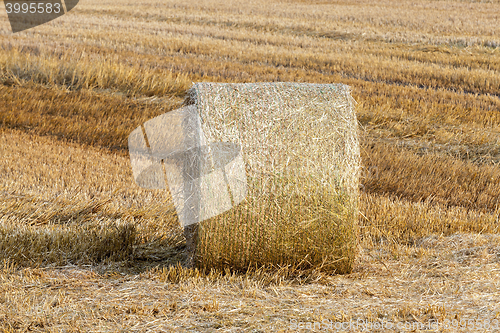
[1,0,500,331]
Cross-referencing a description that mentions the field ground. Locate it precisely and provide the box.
[1,0,500,331]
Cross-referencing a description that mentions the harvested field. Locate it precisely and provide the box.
[0,0,500,331]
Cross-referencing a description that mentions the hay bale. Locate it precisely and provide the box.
[188,83,360,273]
[129,82,360,273]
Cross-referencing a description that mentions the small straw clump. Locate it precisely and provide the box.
[187,82,360,274]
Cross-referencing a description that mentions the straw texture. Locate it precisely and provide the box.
[188,82,359,273]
